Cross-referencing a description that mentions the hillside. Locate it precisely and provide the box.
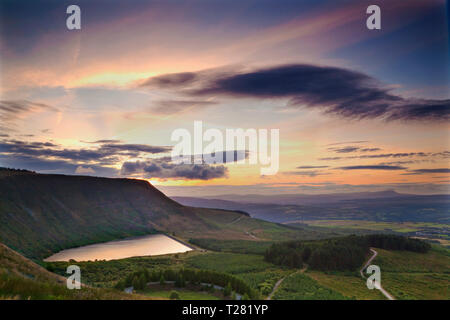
[0,242,148,300]
[0,168,302,260]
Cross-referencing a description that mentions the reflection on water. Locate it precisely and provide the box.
[44,234,192,262]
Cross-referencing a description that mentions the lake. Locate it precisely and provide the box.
[44,234,193,262]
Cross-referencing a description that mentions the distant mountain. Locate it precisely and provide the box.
[174,193,450,224]
[172,197,245,211]
[0,168,299,260]
[201,190,411,206]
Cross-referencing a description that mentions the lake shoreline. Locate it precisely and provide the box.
[43,233,193,262]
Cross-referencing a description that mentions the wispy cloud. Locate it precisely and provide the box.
[142,64,450,122]
[403,168,450,175]
[0,100,59,132]
[296,165,329,169]
[338,165,407,170]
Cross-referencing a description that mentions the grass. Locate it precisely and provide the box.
[138,285,220,300]
[307,271,385,300]
[185,252,276,274]
[373,247,450,273]
[237,270,291,295]
[189,239,273,254]
[372,246,450,300]
[304,220,448,233]
[380,272,449,300]
[273,272,348,300]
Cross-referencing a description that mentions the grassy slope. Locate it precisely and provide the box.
[306,246,450,300]
[273,272,348,300]
[372,246,450,300]
[0,243,149,300]
[0,169,304,260]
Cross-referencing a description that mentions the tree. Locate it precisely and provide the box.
[169,290,180,300]
[160,274,165,285]
[115,279,126,290]
[132,276,139,290]
[138,274,147,290]
[224,282,232,297]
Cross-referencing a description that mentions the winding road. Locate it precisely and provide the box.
[360,248,395,300]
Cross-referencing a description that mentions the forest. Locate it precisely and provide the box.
[264,234,431,271]
[115,267,260,299]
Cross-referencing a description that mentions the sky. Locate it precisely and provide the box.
[0,0,449,196]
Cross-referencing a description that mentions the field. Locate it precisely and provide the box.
[302,220,450,246]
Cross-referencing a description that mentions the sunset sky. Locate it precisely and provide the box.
[0,0,449,196]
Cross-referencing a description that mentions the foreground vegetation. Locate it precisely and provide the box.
[0,243,148,300]
[373,246,450,300]
[273,272,348,300]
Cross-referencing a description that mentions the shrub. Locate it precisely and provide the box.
[169,290,180,300]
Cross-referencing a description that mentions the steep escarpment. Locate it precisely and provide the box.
[0,169,213,259]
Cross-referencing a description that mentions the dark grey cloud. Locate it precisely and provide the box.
[329,146,360,153]
[141,72,198,88]
[150,100,217,114]
[360,148,381,152]
[121,157,228,180]
[0,154,118,177]
[320,151,438,161]
[296,165,329,169]
[99,143,171,155]
[352,152,428,159]
[82,139,123,144]
[408,168,450,174]
[284,170,329,177]
[0,139,171,165]
[326,141,368,146]
[144,64,450,122]
[319,157,343,161]
[338,165,407,170]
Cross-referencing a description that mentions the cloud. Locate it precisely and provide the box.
[143,64,450,122]
[0,154,118,177]
[121,157,228,180]
[75,166,96,174]
[326,141,368,146]
[284,170,329,177]
[149,100,217,114]
[0,100,59,132]
[140,72,198,88]
[360,148,381,152]
[319,157,343,161]
[320,151,444,161]
[82,139,123,144]
[407,168,450,174]
[296,165,329,169]
[329,146,360,153]
[0,139,171,164]
[338,165,407,170]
